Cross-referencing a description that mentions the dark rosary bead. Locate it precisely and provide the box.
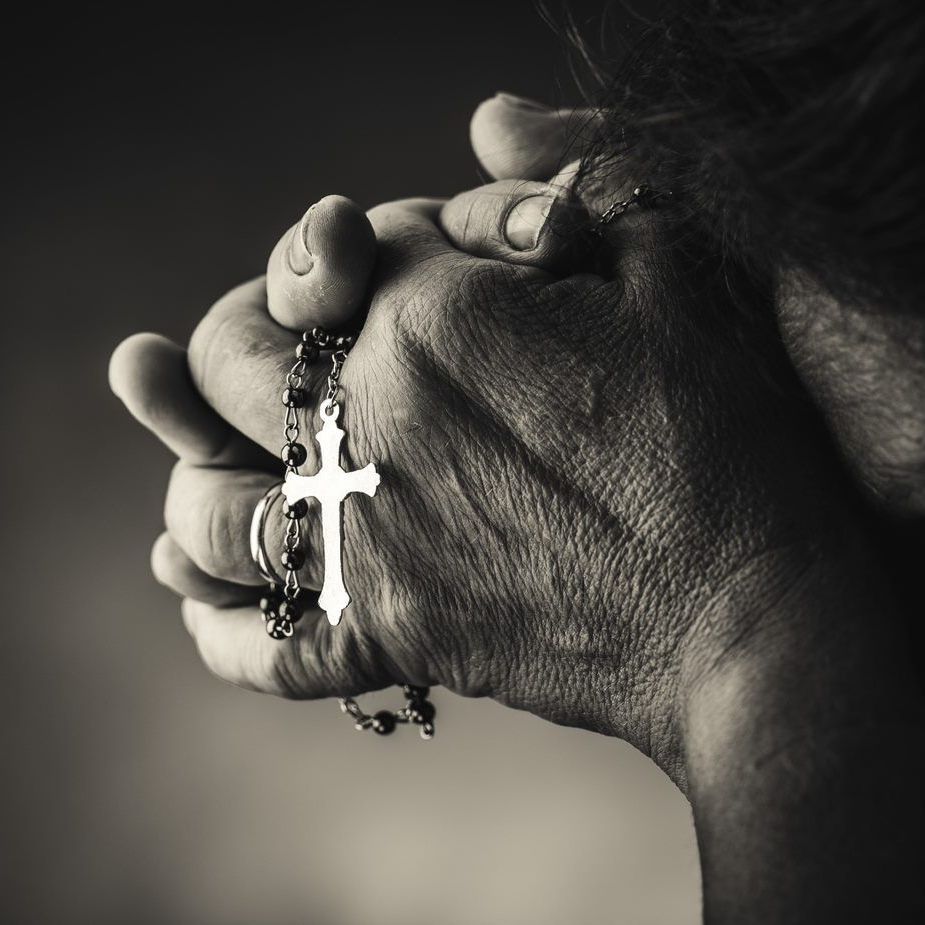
[265,617,293,640]
[277,599,302,623]
[281,442,307,467]
[283,498,309,520]
[259,594,279,616]
[296,341,319,362]
[280,548,305,570]
[282,387,305,408]
[372,711,397,735]
[406,700,436,724]
[311,327,331,348]
[333,334,353,351]
[404,685,430,700]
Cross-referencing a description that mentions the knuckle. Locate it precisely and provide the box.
[166,465,256,584]
[202,497,236,580]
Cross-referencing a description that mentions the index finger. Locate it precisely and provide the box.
[188,278,329,460]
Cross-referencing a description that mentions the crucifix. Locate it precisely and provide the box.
[281,400,380,626]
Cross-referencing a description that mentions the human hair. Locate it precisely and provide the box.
[565,0,925,311]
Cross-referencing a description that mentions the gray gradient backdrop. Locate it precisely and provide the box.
[1,4,699,923]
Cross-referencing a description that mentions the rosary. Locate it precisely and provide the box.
[249,327,435,739]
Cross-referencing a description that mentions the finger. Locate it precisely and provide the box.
[110,332,271,468]
[266,194,377,331]
[365,197,456,270]
[438,179,594,272]
[181,598,383,698]
[164,462,324,589]
[470,93,599,181]
[189,218,453,464]
[151,532,258,608]
[188,278,333,459]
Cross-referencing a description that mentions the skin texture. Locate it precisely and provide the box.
[472,95,925,525]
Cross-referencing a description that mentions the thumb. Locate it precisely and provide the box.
[470,92,598,181]
[266,194,376,331]
[438,177,594,274]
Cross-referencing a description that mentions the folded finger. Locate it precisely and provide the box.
[438,179,592,273]
[110,332,271,468]
[188,278,336,461]
[164,462,324,590]
[470,93,600,181]
[181,598,384,698]
[151,531,258,608]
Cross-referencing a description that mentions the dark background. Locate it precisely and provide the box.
[0,4,698,923]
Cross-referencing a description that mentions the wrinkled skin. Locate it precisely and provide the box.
[170,198,862,781]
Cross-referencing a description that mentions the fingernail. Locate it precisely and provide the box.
[504,195,556,250]
[287,205,316,275]
[494,91,549,112]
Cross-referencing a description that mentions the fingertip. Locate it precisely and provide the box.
[109,332,179,402]
[110,330,259,465]
[470,94,582,181]
[150,530,173,581]
[267,194,376,331]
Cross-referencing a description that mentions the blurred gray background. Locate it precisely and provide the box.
[0,3,699,923]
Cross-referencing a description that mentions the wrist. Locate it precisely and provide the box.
[674,531,925,919]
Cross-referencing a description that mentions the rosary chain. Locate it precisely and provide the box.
[341,685,436,739]
[260,326,436,739]
[261,327,353,639]
[598,184,673,226]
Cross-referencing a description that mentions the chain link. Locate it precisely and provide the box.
[598,184,673,227]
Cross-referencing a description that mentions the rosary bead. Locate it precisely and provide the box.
[265,617,293,640]
[259,594,278,616]
[333,334,352,350]
[296,342,319,362]
[277,600,302,623]
[280,548,305,570]
[404,685,430,700]
[282,387,305,408]
[283,498,309,520]
[281,442,307,467]
[311,327,331,348]
[372,711,397,735]
[406,700,436,724]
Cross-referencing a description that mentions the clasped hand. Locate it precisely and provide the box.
[110,111,874,785]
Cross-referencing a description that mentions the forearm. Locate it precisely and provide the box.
[681,539,925,922]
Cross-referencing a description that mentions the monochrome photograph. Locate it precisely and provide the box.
[2,1,923,921]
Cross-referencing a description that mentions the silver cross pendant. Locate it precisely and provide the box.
[281,400,380,626]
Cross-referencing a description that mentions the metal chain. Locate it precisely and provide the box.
[341,685,436,740]
[259,326,436,739]
[598,184,673,226]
